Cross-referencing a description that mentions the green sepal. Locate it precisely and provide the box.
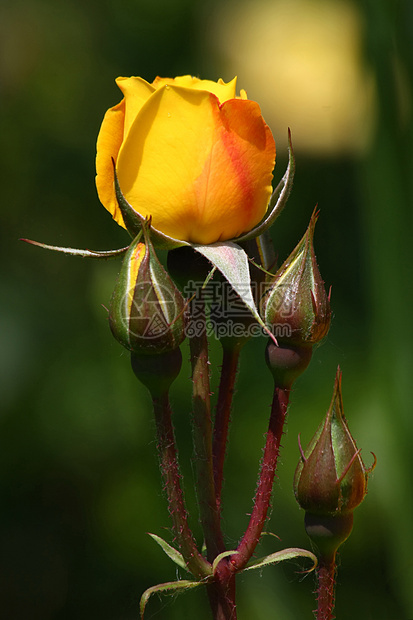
[20,238,129,259]
[235,129,295,243]
[140,579,207,619]
[241,546,317,573]
[148,533,189,572]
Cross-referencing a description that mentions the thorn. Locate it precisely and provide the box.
[365,452,377,475]
[336,448,362,485]
[298,434,306,462]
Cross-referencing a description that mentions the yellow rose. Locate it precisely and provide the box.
[96,75,276,245]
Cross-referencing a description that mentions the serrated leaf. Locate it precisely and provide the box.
[193,242,277,344]
[148,533,188,571]
[140,579,205,619]
[20,238,130,259]
[241,547,317,573]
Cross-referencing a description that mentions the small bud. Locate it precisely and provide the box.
[109,225,186,356]
[294,368,375,554]
[261,209,331,347]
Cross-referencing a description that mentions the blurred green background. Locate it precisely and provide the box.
[2,0,412,618]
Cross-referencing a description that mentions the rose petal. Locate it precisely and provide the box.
[152,75,237,103]
[117,84,275,244]
[95,98,126,227]
[116,76,155,136]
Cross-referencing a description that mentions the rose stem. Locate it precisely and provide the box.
[316,552,337,620]
[152,390,211,579]
[189,296,225,560]
[213,343,241,513]
[231,385,290,571]
[189,297,237,619]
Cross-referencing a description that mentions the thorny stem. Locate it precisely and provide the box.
[189,297,238,619]
[189,297,225,562]
[231,385,290,571]
[206,562,237,620]
[316,553,337,620]
[152,392,210,579]
[213,345,241,514]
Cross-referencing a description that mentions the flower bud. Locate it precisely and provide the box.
[261,209,331,347]
[109,229,186,356]
[294,368,375,554]
[294,368,372,516]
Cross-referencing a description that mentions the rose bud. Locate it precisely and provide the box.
[261,209,331,347]
[262,210,331,388]
[294,368,376,555]
[109,226,186,357]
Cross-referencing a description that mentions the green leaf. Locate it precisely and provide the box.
[212,550,238,575]
[193,241,277,344]
[148,533,188,571]
[241,547,317,573]
[260,531,281,541]
[20,238,130,259]
[140,579,205,619]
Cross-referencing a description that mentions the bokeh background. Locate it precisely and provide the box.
[2,0,413,618]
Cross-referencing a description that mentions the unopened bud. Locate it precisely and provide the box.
[261,210,331,347]
[294,368,375,554]
[109,227,186,356]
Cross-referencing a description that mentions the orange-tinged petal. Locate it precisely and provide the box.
[116,76,155,136]
[95,98,126,228]
[116,84,275,244]
[152,75,237,103]
[194,97,275,242]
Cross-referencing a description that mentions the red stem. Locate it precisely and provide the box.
[231,386,290,571]
[213,345,241,513]
[152,392,210,579]
[189,299,238,619]
[316,553,337,620]
[207,560,237,620]
[189,299,225,561]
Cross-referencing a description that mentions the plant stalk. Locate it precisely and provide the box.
[189,297,238,618]
[152,392,210,579]
[213,344,241,513]
[316,553,337,620]
[231,385,290,571]
[189,297,225,561]
[207,560,237,620]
